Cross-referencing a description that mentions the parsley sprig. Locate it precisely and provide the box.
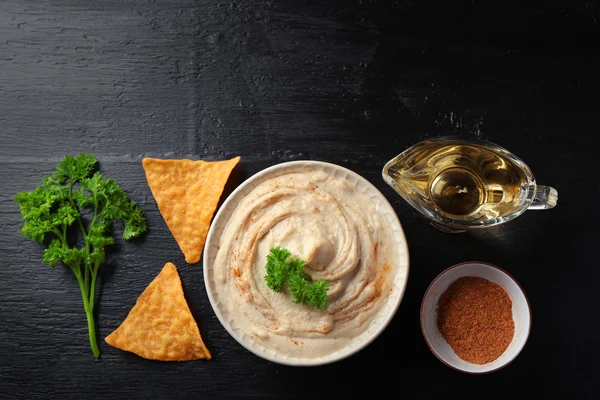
[264,247,329,310]
[14,153,146,358]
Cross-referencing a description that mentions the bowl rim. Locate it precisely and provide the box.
[420,261,532,374]
[203,160,410,366]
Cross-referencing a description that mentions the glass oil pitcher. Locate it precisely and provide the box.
[382,138,558,233]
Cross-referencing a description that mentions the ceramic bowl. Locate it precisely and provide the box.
[204,160,410,366]
[420,261,531,374]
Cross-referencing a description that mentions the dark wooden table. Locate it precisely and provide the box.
[1,0,597,398]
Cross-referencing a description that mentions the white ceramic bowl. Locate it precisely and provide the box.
[204,160,410,366]
[420,261,531,373]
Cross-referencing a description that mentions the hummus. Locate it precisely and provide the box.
[213,168,396,359]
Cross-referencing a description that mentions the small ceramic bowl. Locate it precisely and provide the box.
[420,261,531,374]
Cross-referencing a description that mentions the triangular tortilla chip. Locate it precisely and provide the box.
[105,262,211,361]
[142,156,240,264]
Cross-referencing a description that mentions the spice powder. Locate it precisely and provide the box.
[437,276,515,364]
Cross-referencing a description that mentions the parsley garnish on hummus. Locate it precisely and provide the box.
[264,247,329,310]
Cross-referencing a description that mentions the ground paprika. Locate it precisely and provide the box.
[437,276,514,364]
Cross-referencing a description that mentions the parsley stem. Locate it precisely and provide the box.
[68,183,87,238]
[76,272,99,358]
[76,216,89,251]
[89,193,98,233]
[89,263,99,310]
[68,179,88,251]
[84,263,90,296]
[85,306,100,359]
[51,227,65,243]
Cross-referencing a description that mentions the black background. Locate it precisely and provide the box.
[1,0,598,398]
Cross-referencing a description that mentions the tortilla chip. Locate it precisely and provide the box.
[142,156,240,264]
[105,262,211,361]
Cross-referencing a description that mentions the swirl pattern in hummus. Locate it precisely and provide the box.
[214,168,396,359]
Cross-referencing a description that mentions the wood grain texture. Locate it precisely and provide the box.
[1,0,598,398]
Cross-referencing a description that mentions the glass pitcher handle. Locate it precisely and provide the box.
[528,185,558,210]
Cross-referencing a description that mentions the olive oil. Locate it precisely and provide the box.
[383,140,529,222]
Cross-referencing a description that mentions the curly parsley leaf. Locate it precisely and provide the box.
[14,153,147,358]
[263,247,329,310]
[43,239,70,267]
[14,186,74,243]
[264,247,291,292]
[53,153,97,183]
